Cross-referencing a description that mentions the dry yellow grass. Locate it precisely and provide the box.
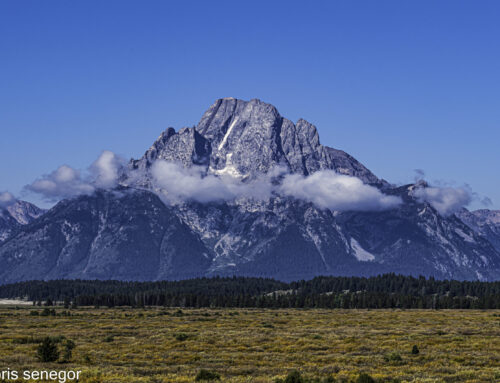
[0,307,499,382]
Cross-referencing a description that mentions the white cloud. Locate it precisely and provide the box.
[152,161,233,203]
[412,186,471,216]
[25,151,125,201]
[25,153,400,213]
[150,161,273,204]
[279,170,402,211]
[148,162,401,211]
[26,165,94,201]
[90,150,123,189]
[0,191,17,208]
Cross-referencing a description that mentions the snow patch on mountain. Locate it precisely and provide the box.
[219,118,238,150]
[455,228,475,243]
[350,238,375,261]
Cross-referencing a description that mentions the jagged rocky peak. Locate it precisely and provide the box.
[197,97,383,183]
[0,200,45,242]
[6,200,45,225]
[197,98,289,178]
[134,126,211,170]
[132,97,382,184]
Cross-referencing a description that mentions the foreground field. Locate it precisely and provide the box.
[0,308,499,382]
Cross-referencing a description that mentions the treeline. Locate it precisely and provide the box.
[1,274,499,309]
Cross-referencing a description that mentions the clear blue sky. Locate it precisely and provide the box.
[1,0,499,209]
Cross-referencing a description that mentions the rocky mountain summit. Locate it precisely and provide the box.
[0,200,45,242]
[130,98,382,186]
[1,98,499,283]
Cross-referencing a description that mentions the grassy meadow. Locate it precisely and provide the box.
[0,307,499,382]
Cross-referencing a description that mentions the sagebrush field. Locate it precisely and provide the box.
[0,307,499,382]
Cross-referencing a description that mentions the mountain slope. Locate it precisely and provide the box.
[0,189,211,283]
[338,186,500,280]
[457,209,500,253]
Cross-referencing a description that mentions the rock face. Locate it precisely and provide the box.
[456,209,500,253]
[199,98,382,184]
[0,201,45,242]
[0,97,499,283]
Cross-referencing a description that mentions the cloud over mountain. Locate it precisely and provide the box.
[413,185,472,216]
[25,151,124,201]
[0,192,16,208]
[149,161,400,212]
[90,150,124,189]
[279,170,402,211]
[150,161,274,204]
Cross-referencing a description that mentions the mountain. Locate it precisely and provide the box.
[456,209,500,253]
[1,98,499,283]
[0,189,211,283]
[0,200,45,242]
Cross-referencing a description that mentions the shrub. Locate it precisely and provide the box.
[41,308,50,316]
[40,308,56,316]
[411,345,419,355]
[36,337,60,362]
[104,335,115,342]
[195,369,220,381]
[356,373,375,383]
[284,370,304,383]
[175,333,188,341]
[174,309,184,317]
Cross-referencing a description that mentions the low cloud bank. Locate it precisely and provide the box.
[151,162,401,211]
[0,192,16,208]
[279,170,401,211]
[26,152,403,212]
[25,151,124,201]
[413,186,472,216]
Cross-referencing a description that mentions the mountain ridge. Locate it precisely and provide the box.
[1,97,500,282]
